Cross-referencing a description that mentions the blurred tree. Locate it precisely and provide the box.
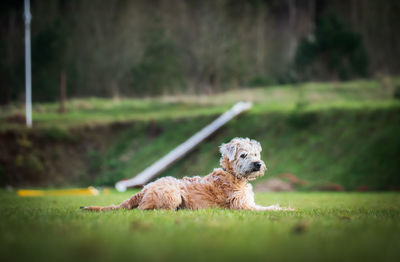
[131,30,185,95]
[31,18,67,101]
[294,14,368,81]
[1,0,399,102]
[0,1,24,103]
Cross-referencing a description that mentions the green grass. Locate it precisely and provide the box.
[0,191,399,262]
[2,80,399,261]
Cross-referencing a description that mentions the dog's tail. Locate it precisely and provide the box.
[81,191,144,211]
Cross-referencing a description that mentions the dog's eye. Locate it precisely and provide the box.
[240,153,247,158]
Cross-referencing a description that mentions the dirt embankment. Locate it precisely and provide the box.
[0,123,133,187]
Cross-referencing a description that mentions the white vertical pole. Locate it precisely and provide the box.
[24,0,32,127]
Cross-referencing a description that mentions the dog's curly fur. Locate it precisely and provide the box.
[82,137,292,211]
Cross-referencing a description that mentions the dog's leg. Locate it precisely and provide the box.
[81,191,144,211]
[254,204,295,211]
[229,187,295,211]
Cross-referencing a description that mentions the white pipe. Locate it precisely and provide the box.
[115,101,252,191]
[24,0,32,127]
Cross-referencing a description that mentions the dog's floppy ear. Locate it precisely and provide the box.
[219,142,237,161]
[250,139,262,152]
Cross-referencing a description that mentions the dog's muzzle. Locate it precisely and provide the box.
[252,161,262,172]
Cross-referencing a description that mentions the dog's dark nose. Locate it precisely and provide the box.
[253,161,262,171]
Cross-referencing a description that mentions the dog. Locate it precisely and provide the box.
[81,137,293,211]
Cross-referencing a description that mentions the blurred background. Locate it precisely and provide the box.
[0,0,399,191]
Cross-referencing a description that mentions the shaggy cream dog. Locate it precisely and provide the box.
[82,137,292,211]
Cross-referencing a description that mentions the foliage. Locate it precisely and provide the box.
[3,1,400,102]
[131,31,185,95]
[43,127,72,142]
[31,19,68,101]
[248,75,276,87]
[394,85,400,99]
[294,15,369,81]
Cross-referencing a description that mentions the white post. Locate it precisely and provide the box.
[24,0,32,127]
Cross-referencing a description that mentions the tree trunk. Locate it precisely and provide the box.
[59,70,67,114]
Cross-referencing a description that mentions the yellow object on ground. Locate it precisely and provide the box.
[17,186,100,197]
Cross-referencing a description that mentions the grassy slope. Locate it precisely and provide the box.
[91,80,400,190]
[1,80,399,189]
[92,107,400,190]
[0,191,399,262]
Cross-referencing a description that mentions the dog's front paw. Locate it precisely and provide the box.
[262,204,295,211]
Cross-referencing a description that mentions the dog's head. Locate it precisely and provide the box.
[219,137,266,181]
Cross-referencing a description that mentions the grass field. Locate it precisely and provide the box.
[0,191,399,262]
[1,79,400,261]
